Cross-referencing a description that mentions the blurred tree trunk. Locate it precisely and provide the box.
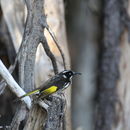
[66,0,102,130]
[95,0,130,130]
[66,0,130,130]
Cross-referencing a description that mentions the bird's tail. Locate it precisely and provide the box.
[14,89,40,102]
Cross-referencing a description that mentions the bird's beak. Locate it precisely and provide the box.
[73,72,82,75]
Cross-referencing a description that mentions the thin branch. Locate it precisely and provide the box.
[41,37,58,74]
[38,100,49,110]
[0,58,17,94]
[8,51,19,73]
[46,25,66,70]
[0,60,31,109]
[0,60,49,110]
[0,42,22,94]
[0,80,6,95]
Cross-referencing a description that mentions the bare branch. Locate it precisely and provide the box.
[8,51,19,73]
[0,60,31,109]
[38,100,49,110]
[46,25,66,70]
[0,80,6,94]
[41,37,58,74]
[0,42,21,94]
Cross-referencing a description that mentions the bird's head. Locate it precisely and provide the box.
[60,70,81,79]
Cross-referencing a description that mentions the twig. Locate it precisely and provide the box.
[46,25,66,70]
[8,51,19,73]
[0,41,21,94]
[0,80,6,94]
[0,56,18,94]
[38,100,49,110]
[41,37,58,74]
[0,60,31,109]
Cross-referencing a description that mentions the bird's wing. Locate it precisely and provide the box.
[39,74,61,92]
[14,74,60,102]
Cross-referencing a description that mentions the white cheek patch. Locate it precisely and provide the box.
[70,76,73,79]
[63,75,67,79]
[63,70,69,73]
[63,82,71,90]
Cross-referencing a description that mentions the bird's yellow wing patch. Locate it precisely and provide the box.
[26,89,40,96]
[17,89,40,100]
[41,86,58,95]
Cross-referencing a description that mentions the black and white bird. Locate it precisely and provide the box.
[16,70,81,100]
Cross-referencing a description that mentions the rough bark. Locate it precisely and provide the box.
[112,0,130,130]
[23,105,47,130]
[19,0,69,130]
[0,0,70,129]
[95,0,130,130]
[44,1,71,129]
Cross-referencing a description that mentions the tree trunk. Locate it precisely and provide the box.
[95,0,130,130]
[66,0,102,130]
